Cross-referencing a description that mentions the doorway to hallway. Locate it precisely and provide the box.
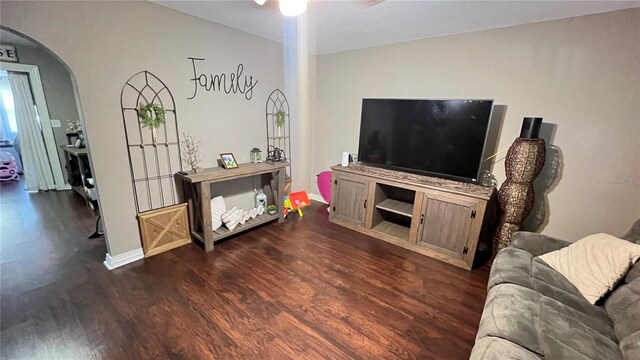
[0,27,106,259]
[0,67,68,191]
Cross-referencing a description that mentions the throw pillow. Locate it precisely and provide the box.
[539,233,640,304]
[221,206,239,231]
[210,196,226,231]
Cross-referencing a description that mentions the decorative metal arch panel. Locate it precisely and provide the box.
[265,89,291,177]
[120,71,182,214]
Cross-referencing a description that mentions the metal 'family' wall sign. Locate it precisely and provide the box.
[187,57,258,101]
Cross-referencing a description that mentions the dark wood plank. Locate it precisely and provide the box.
[0,178,490,359]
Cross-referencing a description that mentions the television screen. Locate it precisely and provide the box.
[357,98,493,182]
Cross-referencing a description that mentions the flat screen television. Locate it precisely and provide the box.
[357,98,494,183]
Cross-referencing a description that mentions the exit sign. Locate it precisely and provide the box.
[0,45,19,62]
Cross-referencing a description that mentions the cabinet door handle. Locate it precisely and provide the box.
[364,200,367,209]
[420,214,425,224]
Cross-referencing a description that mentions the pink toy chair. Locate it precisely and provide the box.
[316,170,332,212]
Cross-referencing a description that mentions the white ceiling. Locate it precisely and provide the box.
[157,1,639,55]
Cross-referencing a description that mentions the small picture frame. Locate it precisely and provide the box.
[220,153,239,169]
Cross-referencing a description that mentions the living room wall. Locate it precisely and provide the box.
[1,1,285,259]
[311,9,640,240]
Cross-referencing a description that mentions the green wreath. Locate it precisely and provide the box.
[275,110,286,128]
[137,103,166,129]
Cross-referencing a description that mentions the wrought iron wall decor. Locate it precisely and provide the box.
[120,71,182,213]
[265,89,291,176]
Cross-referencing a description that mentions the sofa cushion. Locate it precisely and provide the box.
[538,234,640,304]
[489,247,580,295]
[619,333,640,360]
[489,247,612,323]
[625,260,640,284]
[476,283,622,359]
[470,337,541,360]
[605,277,640,360]
[510,231,572,256]
[622,218,640,244]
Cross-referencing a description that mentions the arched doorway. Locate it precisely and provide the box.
[0,27,106,251]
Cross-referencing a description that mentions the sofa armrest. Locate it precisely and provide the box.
[510,231,571,256]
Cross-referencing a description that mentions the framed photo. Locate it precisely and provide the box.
[220,153,239,169]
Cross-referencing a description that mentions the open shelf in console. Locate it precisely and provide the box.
[373,220,410,241]
[371,183,416,241]
[376,199,413,217]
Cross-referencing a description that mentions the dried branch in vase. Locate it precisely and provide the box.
[180,132,203,172]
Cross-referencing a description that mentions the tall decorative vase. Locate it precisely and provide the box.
[493,118,546,258]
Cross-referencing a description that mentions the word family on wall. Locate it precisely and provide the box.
[187,57,258,101]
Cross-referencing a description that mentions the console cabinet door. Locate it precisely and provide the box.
[417,192,482,260]
[331,175,369,226]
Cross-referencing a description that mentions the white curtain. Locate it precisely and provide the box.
[0,94,16,141]
[0,72,18,141]
[9,72,56,191]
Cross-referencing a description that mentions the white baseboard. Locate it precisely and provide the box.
[103,248,144,270]
[308,192,328,204]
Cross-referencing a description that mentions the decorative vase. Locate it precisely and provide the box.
[493,137,546,258]
[492,117,546,259]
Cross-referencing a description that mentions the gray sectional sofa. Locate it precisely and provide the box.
[471,220,640,360]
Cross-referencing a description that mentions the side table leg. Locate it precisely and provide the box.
[200,182,214,251]
[276,169,285,223]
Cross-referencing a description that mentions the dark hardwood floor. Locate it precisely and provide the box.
[0,180,490,359]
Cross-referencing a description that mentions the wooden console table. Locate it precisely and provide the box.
[330,164,496,270]
[176,162,288,252]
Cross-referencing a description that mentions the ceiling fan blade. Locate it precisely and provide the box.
[249,0,280,11]
[353,0,385,9]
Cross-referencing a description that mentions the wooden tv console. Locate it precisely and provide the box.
[329,164,496,270]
